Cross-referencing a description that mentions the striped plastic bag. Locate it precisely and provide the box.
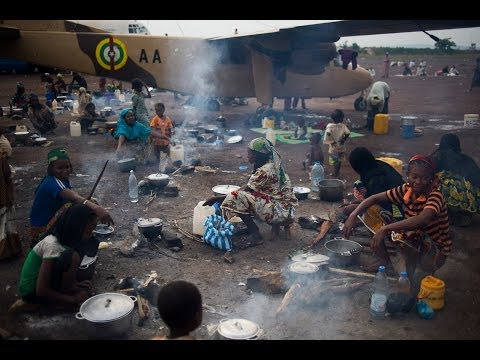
[203,214,234,252]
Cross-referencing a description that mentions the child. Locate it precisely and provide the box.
[10,204,97,312]
[294,117,308,140]
[323,109,350,178]
[149,102,174,164]
[152,280,203,340]
[303,132,324,177]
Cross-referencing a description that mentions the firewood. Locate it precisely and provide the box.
[309,220,333,248]
[328,267,396,281]
[275,283,301,316]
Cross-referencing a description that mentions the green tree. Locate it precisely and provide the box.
[351,42,361,52]
[435,38,457,53]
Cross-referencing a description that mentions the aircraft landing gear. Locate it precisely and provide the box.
[354,95,367,111]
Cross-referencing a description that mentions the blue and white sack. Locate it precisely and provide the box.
[203,214,234,252]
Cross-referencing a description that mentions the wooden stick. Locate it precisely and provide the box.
[309,220,333,248]
[87,160,109,200]
[328,267,396,281]
[276,283,301,316]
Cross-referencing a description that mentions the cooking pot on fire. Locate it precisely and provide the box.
[324,237,362,267]
[77,255,97,282]
[75,293,137,339]
[137,217,163,239]
[318,179,346,202]
[145,173,170,188]
[216,318,262,340]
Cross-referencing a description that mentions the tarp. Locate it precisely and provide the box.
[249,127,364,144]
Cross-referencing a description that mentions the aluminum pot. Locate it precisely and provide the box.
[216,318,261,340]
[137,218,163,238]
[324,237,362,267]
[77,255,97,282]
[75,293,137,339]
[117,158,136,172]
[318,179,345,202]
[145,173,170,188]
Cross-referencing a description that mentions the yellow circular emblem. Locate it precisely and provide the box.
[95,37,128,71]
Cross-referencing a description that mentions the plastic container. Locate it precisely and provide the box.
[370,265,389,319]
[170,144,184,163]
[262,117,275,129]
[128,170,139,203]
[265,128,276,146]
[417,275,445,310]
[401,116,416,139]
[397,271,411,295]
[464,114,479,128]
[193,201,215,235]
[376,157,403,175]
[73,100,79,113]
[310,161,324,192]
[373,113,389,134]
[70,121,81,137]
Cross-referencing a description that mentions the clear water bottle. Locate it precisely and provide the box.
[370,265,389,319]
[311,161,324,192]
[128,170,139,203]
[397,271,411,295]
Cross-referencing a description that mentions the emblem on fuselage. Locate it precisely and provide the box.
[95,37,128,71]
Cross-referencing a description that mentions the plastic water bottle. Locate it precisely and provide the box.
[128,170,139,203]
[310,161,324,192]
[397,271,411,295]
[370,265,389,319]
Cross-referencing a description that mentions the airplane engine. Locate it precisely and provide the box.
[287,42,337,75]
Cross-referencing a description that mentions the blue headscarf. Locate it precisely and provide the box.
[114,108,151,142]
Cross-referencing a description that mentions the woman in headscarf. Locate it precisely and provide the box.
[13,204,97,311]
[204,137,298,245]
[114,108,169,163]
[430,133,480,227]
[77,86,91,114]
[29,148,113,248]
[344,155,451,288]
[10,82,29,114]
[27,93,57,135]
[131,78,152,126]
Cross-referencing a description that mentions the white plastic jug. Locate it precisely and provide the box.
[266,128,276,146]
[70,121,81,137]
[170,144,184,162]
[193,201,215,235]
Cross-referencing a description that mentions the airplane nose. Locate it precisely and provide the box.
[349,66,373,92]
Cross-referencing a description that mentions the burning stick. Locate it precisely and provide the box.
[137,295,150,327]
[275,283,301,317]
[309,220,333,248]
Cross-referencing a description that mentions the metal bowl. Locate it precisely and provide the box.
[293,186,311,200]
[212,185,240,196]
[324,238,362,267]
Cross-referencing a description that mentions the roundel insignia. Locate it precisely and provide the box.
[95,37,128,71]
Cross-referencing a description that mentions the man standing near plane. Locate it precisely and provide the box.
[365,81,390,130]
[382,52,390,78]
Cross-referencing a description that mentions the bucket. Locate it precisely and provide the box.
[417,275,445,310]
[376,157,403,175]
[464,114,479,128]
[401,116,416,139]
[193,201,215,235]
[262,117,275,129]
[373,114,389,135]
[70,121,81,137]
[170,144,184,163]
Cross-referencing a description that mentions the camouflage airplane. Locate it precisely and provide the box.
[0,20,479,110]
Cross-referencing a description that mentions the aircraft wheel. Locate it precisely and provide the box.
[354,96,367,111]
[207,99,220,111]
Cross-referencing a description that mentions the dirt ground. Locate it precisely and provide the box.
[1,53,480,341]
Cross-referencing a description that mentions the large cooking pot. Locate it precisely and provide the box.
[117,158,136,172]
[318,179,345,202]
[324,237,362,267]
[75,293,137,339]
[145,173,170,188]
[77,255,97,282]
[137,218,163,239]
[216,318,261,340]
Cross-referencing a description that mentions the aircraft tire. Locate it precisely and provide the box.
[354,96,367,111]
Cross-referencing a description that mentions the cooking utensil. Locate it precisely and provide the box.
[293,186,311,200]
[291,253,330,264]
[34,137,47,145]
[226,135,243,144]
[212,185,240,196]
[87,160,108,200]
[324,238,362,267]
[137,218,163,238]
[145,173,170,188]
[93,224,114,236]
[217,318,261,340]
[318,179,345,202]
[75,293,137,339]
[288,262,320,274]
[77,255,97,282]
[117,158,136,172]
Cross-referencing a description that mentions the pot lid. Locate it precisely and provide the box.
[293,186,311,194]
[137,217,162,227]
[80,255,97,267]
[217,318,259,339]
[212,185,240,195]
[291,253,329,264]
[226,135,243,144]
[93,224,114,235]
[146,173,169,181]
[79,293,135,322]
[35,137,47,142]
[117,158,135,164]
[14,132,29,135]
[289,262,319,274]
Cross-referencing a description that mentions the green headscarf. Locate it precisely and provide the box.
[48,148,69,164]
[248,137,287,189]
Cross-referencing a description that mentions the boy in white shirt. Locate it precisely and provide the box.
[323,109,350,177]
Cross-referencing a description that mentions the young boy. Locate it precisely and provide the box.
[152,280,203,340]
[303,132,324,178]
[149,102,174,164]
[323,109,350,177]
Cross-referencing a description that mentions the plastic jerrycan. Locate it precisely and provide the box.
[193,201,215,236]
[70,121,81,137]
[170,144,184,163]
[373,113,389,134]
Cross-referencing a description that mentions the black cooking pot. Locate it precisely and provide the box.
[137,218,163,239]
[324,238,362,267]
[318,179,345,202]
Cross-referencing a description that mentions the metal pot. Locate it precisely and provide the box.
[77,255,97,282]
[216,318,261,340]
[318,179,345,202]
[75,293,137,339]
[293,186,311,201]
[145,173,170,188]
[117,158,136,172]
[137,218,163,238]
[324,237,362,267]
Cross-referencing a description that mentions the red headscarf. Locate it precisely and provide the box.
[409,154,436,172]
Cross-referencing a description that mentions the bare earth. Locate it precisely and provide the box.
[1,54,479,341]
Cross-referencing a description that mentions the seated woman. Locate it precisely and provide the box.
[53,73,67,95]
[12,204,97,312]
[430,133,480,227]
[10,82,29,115]
[29,148,113,248]
[204,137,298,245]
[114,108,169,163]
[27,94,58,135]
[78,102,104,132]
[344,155,452,286]
[343,147,404,218]
[77,87,92,114]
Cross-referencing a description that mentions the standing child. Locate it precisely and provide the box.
[149,103,174,165]
[303,132,324,178]
[323,109,350,178]
[152,280,203,340]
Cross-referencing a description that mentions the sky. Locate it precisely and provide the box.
[141,20,480,48]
